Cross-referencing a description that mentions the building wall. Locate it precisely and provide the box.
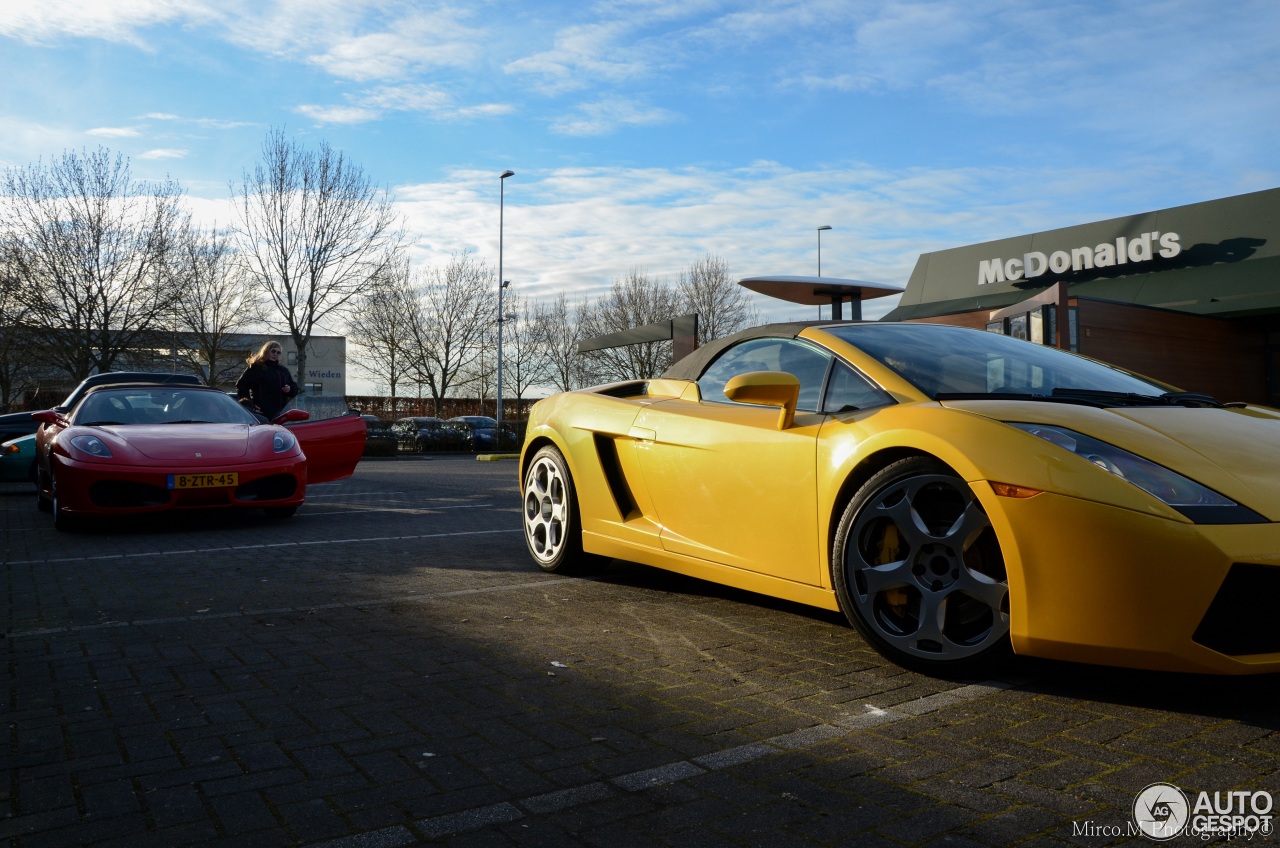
[1074,301,1268,404]
[277,335,347,396]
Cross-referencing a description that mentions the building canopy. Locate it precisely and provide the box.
[884,187,1280,322]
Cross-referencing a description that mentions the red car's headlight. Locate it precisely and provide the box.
[1007,423,1265,524]
[68,434,113,458]
[273,431,297,454]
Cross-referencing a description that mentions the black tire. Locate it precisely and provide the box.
[521,445,604,574]
[36,469,52,512]
[51,470,76,532]
[832,456,1011,677]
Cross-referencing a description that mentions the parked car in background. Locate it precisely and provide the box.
[359,415,398,456]
[448,415,499,451]
[394,417,469,453]
[0,411,36,444]
[34,383,366,530]
[0,433,36,484]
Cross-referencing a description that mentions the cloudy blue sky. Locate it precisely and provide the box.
[2,0,1279,335]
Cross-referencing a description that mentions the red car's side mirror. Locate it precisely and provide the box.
[275,409,310,424]
[31,410,61,425]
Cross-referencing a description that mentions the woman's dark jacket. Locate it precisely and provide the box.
[236,361,299,420]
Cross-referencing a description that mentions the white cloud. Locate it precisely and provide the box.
[0,0,216,47]
[294,104,381,125]
[306,11,481,82]
[138,148,189,159]
[384,159,1194,326]
[364,84,452,112]
[87,126,142,138]
[296,84,513,126]
[504,20,659,94]
[550,98,676,136]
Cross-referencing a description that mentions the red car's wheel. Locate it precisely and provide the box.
[833,456,1011,676]
[522,445,603,574]
[51,469,77,532]
[35,469,52,512]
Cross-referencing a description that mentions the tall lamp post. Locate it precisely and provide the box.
[496,169,514,431]
[816,225,832,318]
[496,278,511,426]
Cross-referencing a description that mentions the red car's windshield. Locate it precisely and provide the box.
[71,388,260,426]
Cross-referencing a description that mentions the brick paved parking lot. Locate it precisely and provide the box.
[3,458,1278,847]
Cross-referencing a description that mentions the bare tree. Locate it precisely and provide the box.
[2,147,187,380]
[171,225,263,387]
[579,269,681,382]
[345,253,417,399]
[458,321,497,416]
[413,251,492,416]
[532,291,588,393]
[678,254,758,344]
[500,295,550,420]
[0,253,39,410]
[232,128,403,394]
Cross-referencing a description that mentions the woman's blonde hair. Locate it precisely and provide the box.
[248,340,284,367]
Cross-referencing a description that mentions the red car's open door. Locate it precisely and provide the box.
[284,412,367,484]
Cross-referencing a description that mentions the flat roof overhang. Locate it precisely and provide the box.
[739,275,904,321]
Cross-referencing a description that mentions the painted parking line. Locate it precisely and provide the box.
[2,527,523,567]
[4,573,569,637]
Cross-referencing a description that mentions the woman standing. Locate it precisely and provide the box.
[236,341,299,420]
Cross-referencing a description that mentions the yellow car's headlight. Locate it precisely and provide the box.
[1007,423,1265,524]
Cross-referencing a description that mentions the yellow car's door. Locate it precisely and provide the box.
[627,335,851,585]
[632,400,823,584]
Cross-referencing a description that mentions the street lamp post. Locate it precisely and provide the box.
[817,225,832,318]
[496,170,514,431]
[496,279,510,429]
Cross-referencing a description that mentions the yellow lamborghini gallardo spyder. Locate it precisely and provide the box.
[519,321,1280,675]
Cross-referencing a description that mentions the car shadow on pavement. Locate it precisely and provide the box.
[589,559,1280,728]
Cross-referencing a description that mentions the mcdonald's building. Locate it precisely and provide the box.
[883,187,1280,406]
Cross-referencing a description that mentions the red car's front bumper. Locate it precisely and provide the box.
[49,454,308,515]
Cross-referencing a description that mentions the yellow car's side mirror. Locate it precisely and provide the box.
[724,371,800,430]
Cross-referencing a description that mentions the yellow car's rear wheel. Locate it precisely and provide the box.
[833,456,1010,675]
[522,445,602,574]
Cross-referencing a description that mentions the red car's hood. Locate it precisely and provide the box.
[107,423,253,460]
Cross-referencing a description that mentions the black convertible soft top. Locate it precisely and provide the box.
[659,321,863,381]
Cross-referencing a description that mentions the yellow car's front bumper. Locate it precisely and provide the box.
[990,489,1280,674]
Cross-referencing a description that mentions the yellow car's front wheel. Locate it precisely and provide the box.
[833,456,1011,676]
[522,445,602,574]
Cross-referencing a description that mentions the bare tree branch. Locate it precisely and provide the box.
[579,269,680,382]
[678,254,759,344]
[412,251,492,416]
[232,128,403,392]
[2,147,187,380]
[532,291,588,393]
[345,253,417,398]
[172,225,263,387]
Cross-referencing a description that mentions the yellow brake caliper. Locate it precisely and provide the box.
[876,523,910,614]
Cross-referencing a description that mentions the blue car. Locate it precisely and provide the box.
[0,433,36,484]
[448,416,499,451]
